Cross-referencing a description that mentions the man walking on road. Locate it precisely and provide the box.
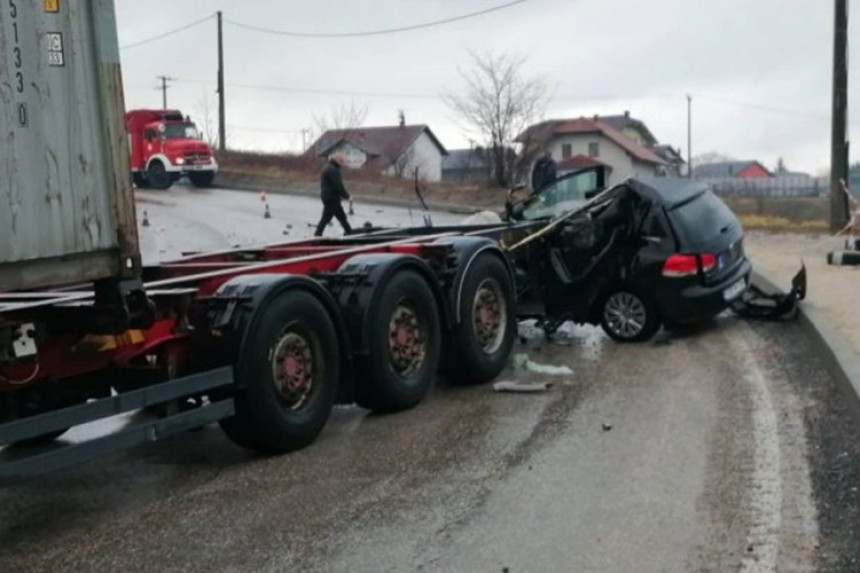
[314,154,353,237]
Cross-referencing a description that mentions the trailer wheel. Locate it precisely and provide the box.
[189,171,215,188]
[146,160,172,190]
[220,290,339,454]
[355,270,441,413]
[442,254,515,385]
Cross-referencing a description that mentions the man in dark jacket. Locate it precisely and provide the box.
[314,154,353,237]
[531,151,557,192]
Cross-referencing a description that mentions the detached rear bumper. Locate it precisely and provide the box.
[657,259,753,323]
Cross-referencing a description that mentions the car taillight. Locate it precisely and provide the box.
[662,254,715,277]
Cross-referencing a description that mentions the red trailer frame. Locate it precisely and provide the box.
[0,225,527,484]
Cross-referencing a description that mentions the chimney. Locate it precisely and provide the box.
[398,109,406,127]
[624,110,630,118]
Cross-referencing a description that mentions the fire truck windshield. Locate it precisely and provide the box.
[163,123,200,140]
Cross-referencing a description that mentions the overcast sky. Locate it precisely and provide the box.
[115,0,857,174]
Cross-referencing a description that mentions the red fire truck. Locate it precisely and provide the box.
[126,109,218,190]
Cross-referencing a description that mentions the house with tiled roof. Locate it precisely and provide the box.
[309,124,448,182]
[598,111,659,148]
[516,116,668,186]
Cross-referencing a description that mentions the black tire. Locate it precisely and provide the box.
[219,290,339,454]
[442,254,515,385]
[599,287,661,342]
[355,270,441,413]
[189,171,215,188]
[132,172,149,189]
[146,161,172,190]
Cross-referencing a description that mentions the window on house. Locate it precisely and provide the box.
[588,142,600,157]
[561,144,572,159]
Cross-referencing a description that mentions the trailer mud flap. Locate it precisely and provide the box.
[730,264,807,321]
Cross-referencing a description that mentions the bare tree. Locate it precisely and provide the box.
[310,101,369,157]
[193,91,219,148]
[445,51,548,187]
[312,101,369,134]
[392,146,426,179]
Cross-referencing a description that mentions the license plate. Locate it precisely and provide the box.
[723,278,746,301]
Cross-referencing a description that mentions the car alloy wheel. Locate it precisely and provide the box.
[603,291,648,339]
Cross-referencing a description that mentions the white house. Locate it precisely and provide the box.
[309,125,448,182]
[517,117,669,186]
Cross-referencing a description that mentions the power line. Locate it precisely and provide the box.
[227,124,304,134]
[224,0,527,38]
[692,93,827,121]
[120,14,215,51]
[173,77,435,100]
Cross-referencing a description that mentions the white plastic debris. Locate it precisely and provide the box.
[493,381,553,393]
[511,353,573,376]
[460,211,503,225]
[517,320,545,348]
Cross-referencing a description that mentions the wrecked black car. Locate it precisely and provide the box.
[505,173,753,341]
[365,167,802,342]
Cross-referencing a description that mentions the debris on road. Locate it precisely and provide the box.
[511,353,573,376]
[493,380,554,393]
[602,423,613,432]
[731,264,806,321]
[828,251,860,266]
[517,320,545,348]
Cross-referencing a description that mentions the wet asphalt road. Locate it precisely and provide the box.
[1,187,859,571]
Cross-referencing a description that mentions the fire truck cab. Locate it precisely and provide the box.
[126,109,218,190]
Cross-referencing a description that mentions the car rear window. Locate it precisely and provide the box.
[667,190,737,248]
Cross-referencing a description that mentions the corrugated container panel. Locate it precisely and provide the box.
[0,0,138,291]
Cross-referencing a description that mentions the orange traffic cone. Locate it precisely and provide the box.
[260,191,267,203]
[142,210,150,227]
[264,203,271,219]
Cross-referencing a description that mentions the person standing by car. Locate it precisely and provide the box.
[531,151,557,192]
[314,154,353,237]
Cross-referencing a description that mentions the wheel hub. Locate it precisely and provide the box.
[604,292,647,338]
[272,330,314,410]
[472,279,506,353]
[388,304,426,377]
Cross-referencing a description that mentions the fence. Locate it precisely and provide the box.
[695,176,828,198]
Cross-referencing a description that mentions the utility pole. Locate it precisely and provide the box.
[830,0,849,232]
[687,94,693,178]
[300,128,311,151]
[156,75,173,108]
[217,11,226,152]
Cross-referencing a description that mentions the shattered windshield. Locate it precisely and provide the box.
[522,170,600,219]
